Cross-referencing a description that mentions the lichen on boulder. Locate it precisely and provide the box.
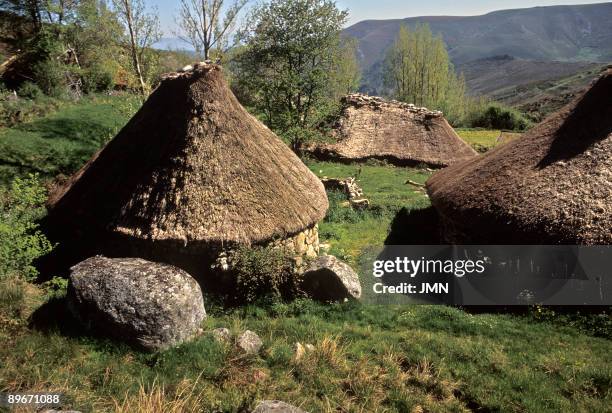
[67,256,206,351]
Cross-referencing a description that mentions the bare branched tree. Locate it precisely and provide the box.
[177,0,248,60]
[112,0,160,93]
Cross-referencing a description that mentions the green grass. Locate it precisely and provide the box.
[1,287,610,412]
[456,128,522,153]
[306,160,431,265]
[0,99,609,412]
[456,128,500,149]
[0,94,141,185]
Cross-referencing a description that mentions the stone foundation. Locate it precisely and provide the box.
[275,224,320,257]
[269,224,320,268]
[208,224,321,278]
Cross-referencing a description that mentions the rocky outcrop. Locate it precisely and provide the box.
[252,400,308,413]
[67,256,206,351]
[301,255,361,301]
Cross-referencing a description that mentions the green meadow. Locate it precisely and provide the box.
[0,97,610,413]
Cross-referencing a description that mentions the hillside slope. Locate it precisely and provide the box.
[345,2,612,71]
[457,55,598,96]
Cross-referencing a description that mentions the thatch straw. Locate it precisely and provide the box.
[309,94,477,167]
[427,70,612,244]
[46,63,328,246]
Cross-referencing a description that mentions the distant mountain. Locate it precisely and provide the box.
[153,37,195,53]
[345,2,612,95]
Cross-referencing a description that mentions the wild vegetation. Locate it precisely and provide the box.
[0,99,609,413]
[0,0,610,411]
[232,0,361,144]
[0,140,609,411]
[382,24,468,124]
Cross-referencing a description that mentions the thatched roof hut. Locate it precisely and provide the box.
[309,94,477,167]
[427,70,612,244]
[44,63,328,280]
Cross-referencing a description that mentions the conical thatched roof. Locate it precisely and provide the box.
[427,70,612,245]
[46,63,328,247]
[309,94,477,167]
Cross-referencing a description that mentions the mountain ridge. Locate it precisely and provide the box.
[345,2,612,70]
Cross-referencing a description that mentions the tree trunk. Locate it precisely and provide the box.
[123,0,147,94]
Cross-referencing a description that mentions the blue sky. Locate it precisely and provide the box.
[150,0,609,36]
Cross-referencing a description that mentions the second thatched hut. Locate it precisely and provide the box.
[43,63,329,285]
[308,94,477,167]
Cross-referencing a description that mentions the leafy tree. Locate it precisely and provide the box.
[2,0,125,95]
[71,0,124,71]
[382,24,468,123]
[0,0,44,30]
[112,0,161,93]
[330,36,361,99]
[470,103,532,131]
[234,0,349,133]
[177,0,247,60]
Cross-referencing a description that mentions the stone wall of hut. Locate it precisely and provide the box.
[269,224,320,265]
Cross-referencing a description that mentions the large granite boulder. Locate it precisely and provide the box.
[67,256,206,351]
[301,255,361,301]
[252,400,308,413]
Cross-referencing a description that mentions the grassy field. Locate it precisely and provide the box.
[0,94,141,185]
[1,280,611,413]
[306,160,431,265]
[0,98,610,412]
[455,128,522,153]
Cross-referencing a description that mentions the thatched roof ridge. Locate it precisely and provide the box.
[309,93,477,167]
[47,63,328,246]
[427,70,612,245]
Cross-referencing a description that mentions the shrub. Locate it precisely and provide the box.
[0,174,54,280]
[229,245,299,303]
[279,126,331,153]
[82,66,114,94]
[17,81,44,100]
[470,103,532,131]
[530,306,611,339]
[32,59,68,98]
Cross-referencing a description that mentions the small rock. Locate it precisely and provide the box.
[212,327,231,343]
[237,330,263,354]
[180,64,193,72]
[294,342,305,360]
[301,255,361,301]
[252,400,308,413]
[67,256,206,351]
[350,198,370,210]
[304,344,315,352]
